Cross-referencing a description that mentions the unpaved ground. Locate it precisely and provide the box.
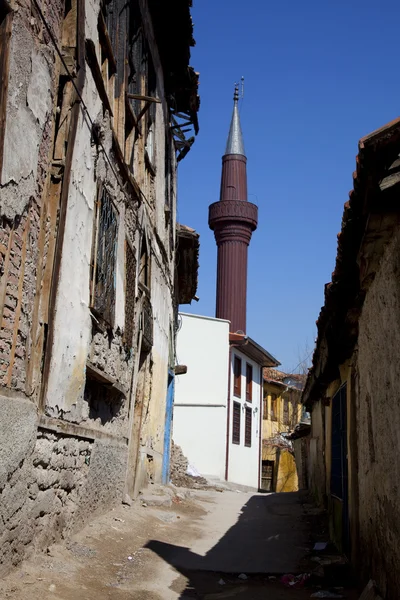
[0,488,359,599]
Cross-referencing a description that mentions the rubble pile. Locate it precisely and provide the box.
[170,442,208,488]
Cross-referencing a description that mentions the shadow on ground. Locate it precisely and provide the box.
[146,492,311,599]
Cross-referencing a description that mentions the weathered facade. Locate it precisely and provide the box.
[0,0,199,573]
[302,118,400,598]
[261,369,304,493]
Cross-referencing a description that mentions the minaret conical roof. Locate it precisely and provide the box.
[224,85,245,157]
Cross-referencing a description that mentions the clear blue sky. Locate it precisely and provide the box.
[176,0,400,372]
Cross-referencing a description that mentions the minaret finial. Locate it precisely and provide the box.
[234,83,239,103]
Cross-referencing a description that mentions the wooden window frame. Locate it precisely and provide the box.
[271,393,278,422]
[246,362,253,402]
[245,406,252,447]
[263,395,269,420]
[233,355,242,398]
[232,401,241,445]
[283,397,289,426]
[90,184,118,327]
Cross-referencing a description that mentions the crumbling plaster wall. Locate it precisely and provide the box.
[356,225,400,598]
[0,1,64,396]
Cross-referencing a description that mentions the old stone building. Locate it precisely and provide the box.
[0,0,199,573]
[302,118,400,598]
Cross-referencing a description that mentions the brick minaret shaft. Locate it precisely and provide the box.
[208,86,258,334]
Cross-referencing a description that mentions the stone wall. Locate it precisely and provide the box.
[356,226,400,599]
[0,395,127,575]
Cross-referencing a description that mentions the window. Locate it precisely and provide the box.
[261,460,274,492]
[283,398,289,426]
[271,393,278,422]
[90,186,118,326]
[246,363,253,402]
[245,407,252,447]
[232,401,240,444]
[233,356,241,397]
[263,395,269,420]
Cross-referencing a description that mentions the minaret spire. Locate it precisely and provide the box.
[225,84,245,156]
[208,85,258,334]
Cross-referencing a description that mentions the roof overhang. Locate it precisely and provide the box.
[176,224,199,304]
[229,333,280,368]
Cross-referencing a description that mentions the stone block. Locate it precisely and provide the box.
[1,478,29,522]
[140,494,172,507]
[0,395,37,490]
[30,489,61,519]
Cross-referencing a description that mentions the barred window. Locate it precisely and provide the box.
[90,186,118,326]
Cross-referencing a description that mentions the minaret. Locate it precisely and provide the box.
[208,85,258,333]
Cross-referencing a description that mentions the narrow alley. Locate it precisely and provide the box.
[0,486,358,600]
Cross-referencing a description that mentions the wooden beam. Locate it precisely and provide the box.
[127,93,161,104]
[6,219,29,387]
[97,11,117,75]
[85,38,113,115]
[0,12,12,180]
[39,414,129,445]
[86,360,126,397]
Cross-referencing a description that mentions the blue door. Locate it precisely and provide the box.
[162,371,175,484]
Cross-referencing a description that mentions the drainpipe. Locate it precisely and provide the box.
[224,347,232,481]
[258,365,263,490]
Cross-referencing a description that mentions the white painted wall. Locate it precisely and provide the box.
[173,313,230,479]
[227,349,262,489]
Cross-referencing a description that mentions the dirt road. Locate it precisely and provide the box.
[0,487,358,599]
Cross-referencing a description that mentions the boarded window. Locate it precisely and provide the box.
[283,398,289,426]
[271,393,278,422]
[90,187,118,326]
[246,363,253,402]
[233,356,241,398]
[232,401,240,444]
[245,407,252,447]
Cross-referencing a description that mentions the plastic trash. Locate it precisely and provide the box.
[313,542,328,551]
[310,592,344,599]
[281,573,310,588]
[218,579,226,585]
[238,573,248,580]
[186,464,201,477]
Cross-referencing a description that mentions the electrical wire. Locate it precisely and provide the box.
[31,0,139,197]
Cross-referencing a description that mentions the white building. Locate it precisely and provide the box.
[173,313,279,490]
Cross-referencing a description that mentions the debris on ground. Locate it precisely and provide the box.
[281,573,310,588]
[170,441,209,488]
[218,578,226,585]
[238,573,248,580]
